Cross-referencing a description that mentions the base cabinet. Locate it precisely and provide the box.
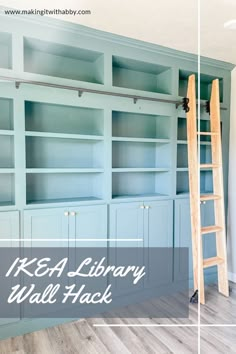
[110,200,173,293]
[24,205,107,247]
[110,200,173,246]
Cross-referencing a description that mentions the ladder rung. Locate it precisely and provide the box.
[201,225,223,234]
[200,164,220,169]
[203,256,224,268]
[197,132,219,136]
[200,194,222,201]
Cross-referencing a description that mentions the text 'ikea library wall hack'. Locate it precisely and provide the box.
[0,13,234,338]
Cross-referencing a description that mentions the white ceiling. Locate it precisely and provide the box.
[1,0,236,64]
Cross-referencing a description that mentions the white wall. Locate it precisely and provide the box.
[228,67,236,282]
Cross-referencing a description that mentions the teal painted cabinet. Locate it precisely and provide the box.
[110,200,173,293]
[144,200,173,247]
[24,205,107,247]
[109,201,144,247]
[71,204,107,247]
[24,207,69,247]
[110,200,173,246]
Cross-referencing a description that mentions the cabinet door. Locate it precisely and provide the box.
[144,200,173,247]
[109,202,144,295]
[70,204,107,247]
[0,211,19,246]
[109,202,144,247]
[174,199,193,281]
[0,211,20,325]
[144,200,173,286]
[24,208,69,247]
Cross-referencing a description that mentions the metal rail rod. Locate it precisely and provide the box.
[0,76,227,110]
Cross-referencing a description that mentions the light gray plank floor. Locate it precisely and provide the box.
[1,284,236,353]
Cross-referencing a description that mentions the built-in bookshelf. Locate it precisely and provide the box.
[113,56,172,94]
[0,98,15,206]
[179,70,224,102]
[112,110,172,199]
[24,37,104,84]
[25,100,104,205]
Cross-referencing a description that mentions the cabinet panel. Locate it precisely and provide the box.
[144,200,173,286]
[109,202,144,295]
[70,204,107,247]
[110,202,144,247]
[0,211,19,244]
[174,199,193,280]
[24,208,69,246]
[145,200,173,247]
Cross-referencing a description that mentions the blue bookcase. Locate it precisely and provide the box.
[0,13,234,339]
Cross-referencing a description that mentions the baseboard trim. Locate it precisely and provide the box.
[228,272,236,283]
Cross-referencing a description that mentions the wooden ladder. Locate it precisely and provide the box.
[186,74,229,304]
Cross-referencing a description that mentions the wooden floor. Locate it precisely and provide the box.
[0,284,236,354]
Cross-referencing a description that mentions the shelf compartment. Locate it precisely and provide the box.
[200,144,212,165]
[26,136,103,169]
[112,171,171,199]
[177,144,188,168]
[0,174,15,205]
[0,135,14,168]
[177,144,211,168]
[200,170,213,194]
[179,70,223,102]
[112,111,170,139]
[26,172,104,205]
[112,141,171,168]
[177,117,188,141]
[0,32,12,69]
[176,171,189,195]
[25,101,103,136]
[24,37,104,84]
[113,56,172,94]
[0,98,13,131]
[176,170,213,195]
[177,117,218,143]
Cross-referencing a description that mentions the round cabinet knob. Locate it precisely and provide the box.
[71,211,76,216]
[64,211,69,216]
[140,205,145,209]
[145,206,150,209]
[203,201,206,205]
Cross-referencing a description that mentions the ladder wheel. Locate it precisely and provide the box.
[190,290,198,304]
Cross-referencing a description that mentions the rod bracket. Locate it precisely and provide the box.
[206,101,210,114]
[133,98,138,104]
[182,97,190,113]
[78,90,83,97]
[15,82,20,89]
